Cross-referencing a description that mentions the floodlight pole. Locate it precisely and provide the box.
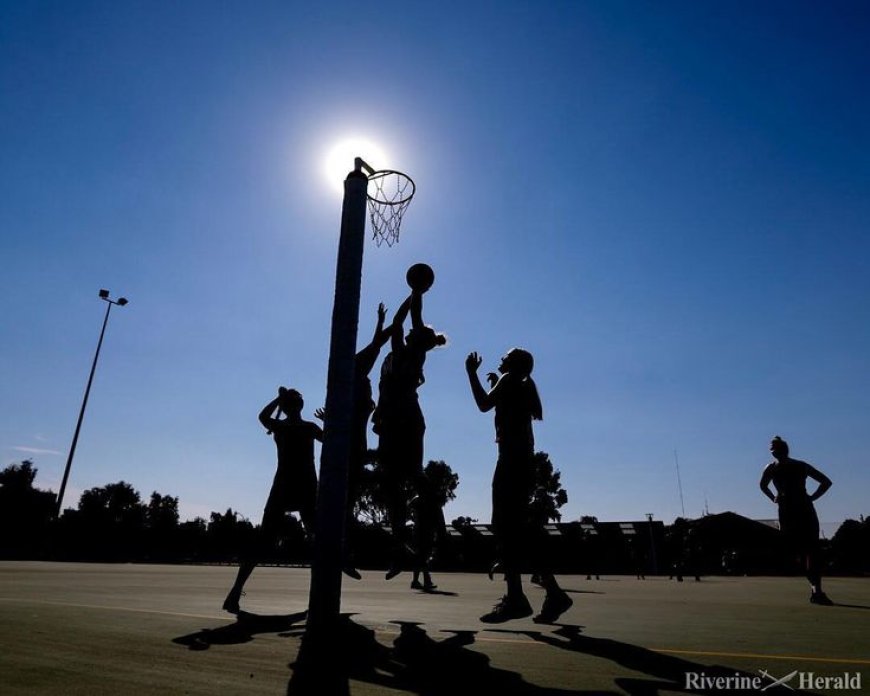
[306,161,369,638]
[56,290,128,518]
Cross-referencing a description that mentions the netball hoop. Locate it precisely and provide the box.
[355,157,415,247]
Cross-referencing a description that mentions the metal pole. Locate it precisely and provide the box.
[56,300,113,518]
[306,165,368,637]
[645,513,659,575]
[674,449,686,517]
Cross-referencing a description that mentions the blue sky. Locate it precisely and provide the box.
[2,1,868,536]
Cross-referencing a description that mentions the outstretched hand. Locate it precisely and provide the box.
[314,407,325,421]
[377,302,387,323]
[486,372,499,387]
[465,352,483,373]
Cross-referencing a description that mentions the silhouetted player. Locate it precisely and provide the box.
[222,387,322,613]
[317,302,392,579]
[466,348,572,623]
[409,464,449,591]
[759,435,833,605]
[374,282,446,579]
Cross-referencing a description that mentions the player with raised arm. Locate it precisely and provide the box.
[374,264,446,579]
[222,386,322,614]
[316,302,392,579]
[465,348,572,623]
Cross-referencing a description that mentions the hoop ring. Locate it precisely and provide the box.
[367,170,416,206]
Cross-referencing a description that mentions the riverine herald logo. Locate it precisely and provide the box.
[683,670,862,691]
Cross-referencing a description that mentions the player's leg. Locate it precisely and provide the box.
[223,497,282,613]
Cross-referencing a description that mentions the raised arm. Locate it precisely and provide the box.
[759,465,776,503]
[465,352,496,412]
[355,303,391,377]
[259,395,281,432]
[372,302,391,347]
[410,289,424,331]
[806,463,832,502]
[391,295,413,352]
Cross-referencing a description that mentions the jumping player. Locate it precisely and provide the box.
[374,288,446,579]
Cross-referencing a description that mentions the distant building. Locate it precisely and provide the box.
[678,511,791,575]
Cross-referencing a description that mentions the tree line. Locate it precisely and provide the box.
[2,456,867,575]
[0,452,568,566]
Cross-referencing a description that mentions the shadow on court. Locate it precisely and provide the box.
[412,587,458,597]
[169,613,812,694]
[491,625,811,695]
[562,587,605,595]
[286,615,607,695]
[172,610,308,650]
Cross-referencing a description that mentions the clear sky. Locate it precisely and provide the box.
[2,1,868,537]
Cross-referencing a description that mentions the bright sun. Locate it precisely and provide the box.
[324,138,389,193]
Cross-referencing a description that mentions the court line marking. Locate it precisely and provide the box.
[649,648,870,666]
[0,596,231,622]
[3,597,868,666]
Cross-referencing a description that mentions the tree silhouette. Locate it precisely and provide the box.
[204,508,255,561]
[530,451,568,524]
[354,449,388,526]
[423,460,459,506]
[831,516,869,573]
[66,481,147,560]
[145,492,180,560]
[78,481,146,526]
[355,453,459,526]
[0,459,39,489]
[147,492,180,528]
[0,460,56,558]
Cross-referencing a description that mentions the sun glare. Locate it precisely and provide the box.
[324,138,389,194]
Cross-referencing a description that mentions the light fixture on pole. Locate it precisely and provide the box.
[55,289,128,518]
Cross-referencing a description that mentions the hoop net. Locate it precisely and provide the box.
[367,170,415,247]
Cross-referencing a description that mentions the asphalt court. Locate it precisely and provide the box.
[1,562,868,694]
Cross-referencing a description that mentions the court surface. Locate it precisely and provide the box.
[1,562,867,694]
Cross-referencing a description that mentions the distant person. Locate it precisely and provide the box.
[759,435,833,605]
[409,464,450,591]
[465,348,572,623]
[222,387,322,614]
[628,536,646,580]
[316,302,391,580]
[374,286,446,578]
[667,521,700,582]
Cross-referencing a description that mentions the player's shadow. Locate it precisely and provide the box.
[563,587,605,595]
[414,587,458,596]
[832,601,870,610]
[172,610,308,650]
[286,615,615,695]
[491,624,813,695]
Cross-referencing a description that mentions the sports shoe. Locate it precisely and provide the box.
[410,579,423,589]
[385,543,415,580]
[480,594,533,623]
[534,590,573,624]
[342,565,362,580]
[810,591,834,605]
[422,581,438,591]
